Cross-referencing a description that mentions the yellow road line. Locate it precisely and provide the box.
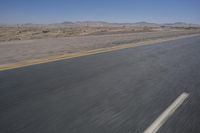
[0,34,199,71]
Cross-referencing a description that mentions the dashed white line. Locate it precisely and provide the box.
[143,92,189,133]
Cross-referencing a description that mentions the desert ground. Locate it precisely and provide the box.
[0,26,155,42]
[0,25,200,66]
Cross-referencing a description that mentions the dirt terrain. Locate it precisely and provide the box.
[0,26,200,66]
[0,26,154,42]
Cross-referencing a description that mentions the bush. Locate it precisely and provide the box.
[42,30,49,33]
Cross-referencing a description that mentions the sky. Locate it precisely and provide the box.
[0,0,200,24]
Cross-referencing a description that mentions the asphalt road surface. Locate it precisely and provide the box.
[1,35,200,133]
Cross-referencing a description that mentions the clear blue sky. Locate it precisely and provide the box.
[0,0,199,24]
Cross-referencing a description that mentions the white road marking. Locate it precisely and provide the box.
[143,92,189,133]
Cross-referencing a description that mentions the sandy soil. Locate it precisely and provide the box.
[0,26,153,42]
[0,28,200,66]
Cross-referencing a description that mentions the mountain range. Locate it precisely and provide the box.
[1,21,200,28]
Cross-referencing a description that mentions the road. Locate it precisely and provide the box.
[1,35,200,133]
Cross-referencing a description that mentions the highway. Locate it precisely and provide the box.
[1,35,200,133]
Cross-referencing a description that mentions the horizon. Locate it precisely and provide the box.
[0,0,200,24]
[1,21,200,26]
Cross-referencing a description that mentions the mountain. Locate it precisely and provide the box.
[162,22,200,27]
[75,21,110,26]
[1,21,200,28]
[132,22,160,27]
[61,21,74,25]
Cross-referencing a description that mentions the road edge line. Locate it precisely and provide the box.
[0,34,199,71]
